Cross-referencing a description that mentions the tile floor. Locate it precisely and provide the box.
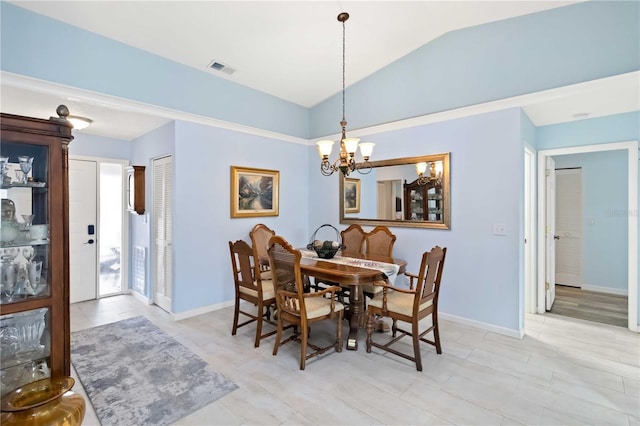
[70,295,640,425]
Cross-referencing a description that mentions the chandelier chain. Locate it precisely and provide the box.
[342,19,346,123]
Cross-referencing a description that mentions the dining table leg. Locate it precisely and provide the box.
[346,285,364,350]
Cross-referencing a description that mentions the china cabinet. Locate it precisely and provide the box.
[126,165,145,215]
[403,178,443,221]
[0,106,73,397]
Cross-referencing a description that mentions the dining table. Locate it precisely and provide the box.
[298,250,407,350]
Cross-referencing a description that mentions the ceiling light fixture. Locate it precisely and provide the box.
[415,161,443,187]
[317,12,374,177]
[67,115,93,130]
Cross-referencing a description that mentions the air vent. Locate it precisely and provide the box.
[208,60,236,75]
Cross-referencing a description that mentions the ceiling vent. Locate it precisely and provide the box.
[208,60,235,75]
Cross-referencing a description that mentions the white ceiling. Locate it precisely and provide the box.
[2,1,638,141]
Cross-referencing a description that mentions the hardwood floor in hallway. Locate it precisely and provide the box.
[550,285,628,327]
[70,295,639,425]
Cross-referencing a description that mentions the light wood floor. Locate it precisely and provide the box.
[550,285,628,327]
[71,295,639,425]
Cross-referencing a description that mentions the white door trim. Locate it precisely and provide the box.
[524,146,537,315]
[536,141,639,332]
[69,155,130,296]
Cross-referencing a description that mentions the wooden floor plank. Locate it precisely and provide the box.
[550,285,628,327]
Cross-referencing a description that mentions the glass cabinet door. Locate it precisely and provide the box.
[0,142,52,395]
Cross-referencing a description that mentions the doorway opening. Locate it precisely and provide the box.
[98,162,124,297]
[69,156,128,303]
[535,141,638,332]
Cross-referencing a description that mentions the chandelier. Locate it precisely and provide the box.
[317,12,374,177]
[415,162,443,187]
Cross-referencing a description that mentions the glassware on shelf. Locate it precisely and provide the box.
[21,215,34,232]
[0,157,9,185]
[1,254,18,302]
[0,308,47,358]
[17,156,34,185]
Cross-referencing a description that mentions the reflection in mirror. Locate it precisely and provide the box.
[340,153,450,229]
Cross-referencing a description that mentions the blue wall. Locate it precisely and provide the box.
[309,108,525,332]
[0,2,309,139]
[311,1,640,138]
[2,1,638,330]
[68,134,132,159]
[554,151,628,293]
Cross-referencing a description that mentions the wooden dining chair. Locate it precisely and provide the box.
[362,226,397,301]
[314,224,366,294]
[267,235,344,370]
[365,246,447,371]
[229,239,277,348]
[365,225,396,257]
[249,223,275,279]
[341,224,366,255]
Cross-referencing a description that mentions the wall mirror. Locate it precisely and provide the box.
[339,153,450,229]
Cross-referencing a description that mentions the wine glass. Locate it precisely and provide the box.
[22,246,35,262]
[18,156,33,184]
[21,214,34,237]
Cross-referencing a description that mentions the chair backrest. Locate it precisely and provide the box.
[250,223,275,264]
[340,224,366,254]
[229,239,262,297]
[415,246,447,307]
[267,236,305,318]
[365,226,396,257]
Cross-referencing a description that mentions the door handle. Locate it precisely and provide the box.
[85,239,95,245]
[554,235,560,240]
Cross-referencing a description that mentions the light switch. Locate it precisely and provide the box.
[493,223,507,236]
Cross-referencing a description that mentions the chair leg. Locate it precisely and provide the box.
[433,312,442,354]
[391,319,398,337]
[412,320,422,372]
[254,302,264,348]
[231,296,240,336]
[365,312,374,353]
[273,317,283,356]
[336,311,343,352]
[300,326,308,370]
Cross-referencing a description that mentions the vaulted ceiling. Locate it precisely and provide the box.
[1,1,638,140]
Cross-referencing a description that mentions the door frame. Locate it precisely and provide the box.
[536,141,638,331]
[524,146,537,315]
[69,155,130,297]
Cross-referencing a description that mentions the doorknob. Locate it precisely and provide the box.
[85,239,95,244]
[554,235,560,240]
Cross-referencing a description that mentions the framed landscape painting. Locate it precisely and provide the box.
[230,166,279,218]
[344,178,360,213]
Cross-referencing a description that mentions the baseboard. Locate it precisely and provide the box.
[581,285,628,296]
[131,290,152,305]
[171,300,235,321]
[439,312,524,339]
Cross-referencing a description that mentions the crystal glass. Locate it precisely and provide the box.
[21,214,34,235]
[0,156,9,185]
[17,156,34,184]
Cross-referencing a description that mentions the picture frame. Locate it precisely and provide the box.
[230,166,279,218]
[343,178,361,213]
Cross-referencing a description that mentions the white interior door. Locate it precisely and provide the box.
[69,159,98,303]
[545,156,557,310]
[555,168,583,287]
[152,156,173,313]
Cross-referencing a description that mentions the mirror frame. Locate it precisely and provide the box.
[339,153,451,229]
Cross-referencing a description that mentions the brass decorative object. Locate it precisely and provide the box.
[0,377,85,425]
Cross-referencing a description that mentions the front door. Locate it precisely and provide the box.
[69,159,98,303]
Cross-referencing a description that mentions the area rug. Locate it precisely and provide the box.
[71,316,237,426]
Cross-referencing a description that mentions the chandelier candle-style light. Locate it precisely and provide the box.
[318,12,374,177]
[415,162,443,186]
